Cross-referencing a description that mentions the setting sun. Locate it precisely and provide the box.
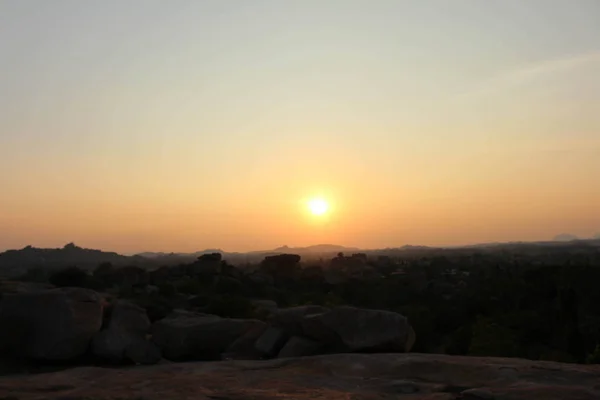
[308,198,329,216]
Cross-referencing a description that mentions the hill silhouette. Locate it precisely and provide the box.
[553,233,580,242]
[2,239,600,278]
[272,244,359,253]
[0,243,143,278]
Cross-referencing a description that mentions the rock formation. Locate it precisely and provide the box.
[0,287,104,361]
[91,300,160,365]
[151,312,264,361]
[1,353,599,399]
[0,286,417,366]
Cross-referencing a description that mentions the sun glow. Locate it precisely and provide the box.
[307,198,329,216]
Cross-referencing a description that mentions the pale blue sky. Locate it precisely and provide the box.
[1,1,599,252]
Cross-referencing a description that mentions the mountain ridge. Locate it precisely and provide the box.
[2,237,599,278]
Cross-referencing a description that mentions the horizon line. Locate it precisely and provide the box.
[2,236,599,256]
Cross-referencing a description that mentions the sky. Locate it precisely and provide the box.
[1,0,599,253]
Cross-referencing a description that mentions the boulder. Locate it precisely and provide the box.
[124,336,162,365]
[105,300,151,333]
[0,280,54,294]
[166,293,191,310]
[151,313,263,361]
[277,336,322,358]
[406,325,416,353]
[301,306,414,352]
[222,321,268,360]
[254,327,288,357]
[301,312,341,348]
[91,301,157,364]
[92,329,132,362]
[166,309,214,319]
[251,299,278,316]
[0,287,103,361]
[188,295,213,309]
[270,305,330,336]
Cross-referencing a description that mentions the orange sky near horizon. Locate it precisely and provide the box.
[1,1,599,253]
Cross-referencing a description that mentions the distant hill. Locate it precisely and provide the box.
[135,252,177,259]
[272,244,359,254]
[136,249,224,259]
[553,233,580,242]
[3,238,600,278]
[0,243,146,278]
[133,244,361,265]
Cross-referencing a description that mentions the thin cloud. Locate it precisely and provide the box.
[454,51,600,101]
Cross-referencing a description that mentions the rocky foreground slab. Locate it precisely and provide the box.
[1,353,600,400]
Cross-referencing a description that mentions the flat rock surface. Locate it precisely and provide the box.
[1,353,600,399]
